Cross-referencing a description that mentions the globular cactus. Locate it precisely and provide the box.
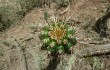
[40,20,77,54]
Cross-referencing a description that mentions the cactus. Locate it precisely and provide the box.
[40,20,77,54]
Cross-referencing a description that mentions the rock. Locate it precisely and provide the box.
[0,33,50,70]
[69,0,110,30]
[93,10,110,37]
[107,18,110,36]
[54,44,110,70]
[0,0,40,31]
[107,18,110,30]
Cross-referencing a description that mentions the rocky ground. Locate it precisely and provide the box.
[0,0,110,70]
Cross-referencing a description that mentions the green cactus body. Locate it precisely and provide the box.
[40,21,77,54]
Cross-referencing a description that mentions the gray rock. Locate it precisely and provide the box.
[0,0,40,31]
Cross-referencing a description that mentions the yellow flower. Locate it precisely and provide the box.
[49,24,66,44]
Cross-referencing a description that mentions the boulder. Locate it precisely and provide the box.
[0,0,40,31]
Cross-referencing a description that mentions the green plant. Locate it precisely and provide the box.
[40,21,77,54]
